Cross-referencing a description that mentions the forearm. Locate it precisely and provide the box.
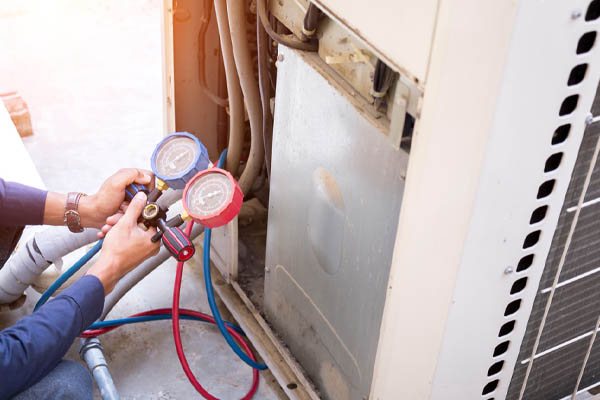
[2,169,151,229]
[43,192,104,229]
[0,178,47,226]
[85,252,120,296]
[0,276,104,398]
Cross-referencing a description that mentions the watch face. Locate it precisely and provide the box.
[154,136,199,178]
[185,171,233,217]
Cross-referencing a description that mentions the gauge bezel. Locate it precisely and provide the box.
[183,168,243,228]
[150,132,210,190]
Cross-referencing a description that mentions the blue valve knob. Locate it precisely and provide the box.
[124,183,149,202]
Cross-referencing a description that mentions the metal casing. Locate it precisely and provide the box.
[368,1,600,399]
[264,47,408,400]
[150,131,210,190]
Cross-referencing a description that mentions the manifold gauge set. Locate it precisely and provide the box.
[124,132,243,261]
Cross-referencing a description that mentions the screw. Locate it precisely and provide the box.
[572,9,583,20]
[586,113,594,125]
[504,267,514,275]
[277,54,284,62]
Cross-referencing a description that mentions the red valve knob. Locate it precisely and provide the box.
[161,226,195,261]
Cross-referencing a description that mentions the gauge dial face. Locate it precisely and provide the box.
[154,136,199,178]
[186,172,233,217]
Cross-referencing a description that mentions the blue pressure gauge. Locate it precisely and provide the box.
[150,132,210,190]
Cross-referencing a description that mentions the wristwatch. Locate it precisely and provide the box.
[64,192,86,233]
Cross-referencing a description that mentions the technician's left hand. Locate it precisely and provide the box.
[80,168,154,235]
[86,191,160,295]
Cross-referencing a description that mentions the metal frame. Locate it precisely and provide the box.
[370,1,600,399]
[161,0,175,134]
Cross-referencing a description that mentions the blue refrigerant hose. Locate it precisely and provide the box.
[34,239,104,311]
[34,235,245,334]
[203,149,268,370]
[89,313,244,335]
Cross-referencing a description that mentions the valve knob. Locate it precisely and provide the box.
[124,183,149,202]
[161,226,195,262]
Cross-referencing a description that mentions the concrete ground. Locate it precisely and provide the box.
[0,1,284,398]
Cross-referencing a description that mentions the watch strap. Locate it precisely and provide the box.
[65,192,86,233]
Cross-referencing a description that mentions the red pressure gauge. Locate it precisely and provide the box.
[183,168,243,228]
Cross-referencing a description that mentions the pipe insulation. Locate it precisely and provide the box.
[0,189,182,305]
[0,227,99,304]
[225,0,265,195]
[214,0,245,177]
[257,0,318,52]
[101,222,204,320]
[257,18,273,177]
[156,188,182,208]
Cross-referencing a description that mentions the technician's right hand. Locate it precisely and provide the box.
[86,192,160,295]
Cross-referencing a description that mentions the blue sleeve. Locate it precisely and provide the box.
[0,178,48,226]
[0,275,104,399]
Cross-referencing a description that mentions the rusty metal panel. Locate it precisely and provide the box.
[264,46,408,400]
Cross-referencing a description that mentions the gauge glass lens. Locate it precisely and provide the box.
[186,172,232,217]
[155,136,199,177]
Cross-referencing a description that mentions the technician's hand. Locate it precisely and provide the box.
[80,168,154,233]
[86,192,160,295]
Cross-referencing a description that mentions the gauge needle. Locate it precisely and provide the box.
[204,190,221,199]
[168,152,188,170]
[173,152,187,162]
[197,191,222,206]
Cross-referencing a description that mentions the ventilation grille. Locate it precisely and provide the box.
[504,87,600,400]
[480,2,600,398]
[504,11,600,400]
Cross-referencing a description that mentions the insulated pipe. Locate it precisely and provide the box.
[156,188,182,209]
[302,3,321,39]
[79,338,120,400]
[257,0,318,52]
[214,0,245,177]
[257,18,273,178]
[226,0,265,195]
[216,51,229,153]
[100,222,204,320]
[0,227,99,304]
[198,0,228,108]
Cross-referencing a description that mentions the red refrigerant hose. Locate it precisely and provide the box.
[81,222,259,399]
[172,221,259,399]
